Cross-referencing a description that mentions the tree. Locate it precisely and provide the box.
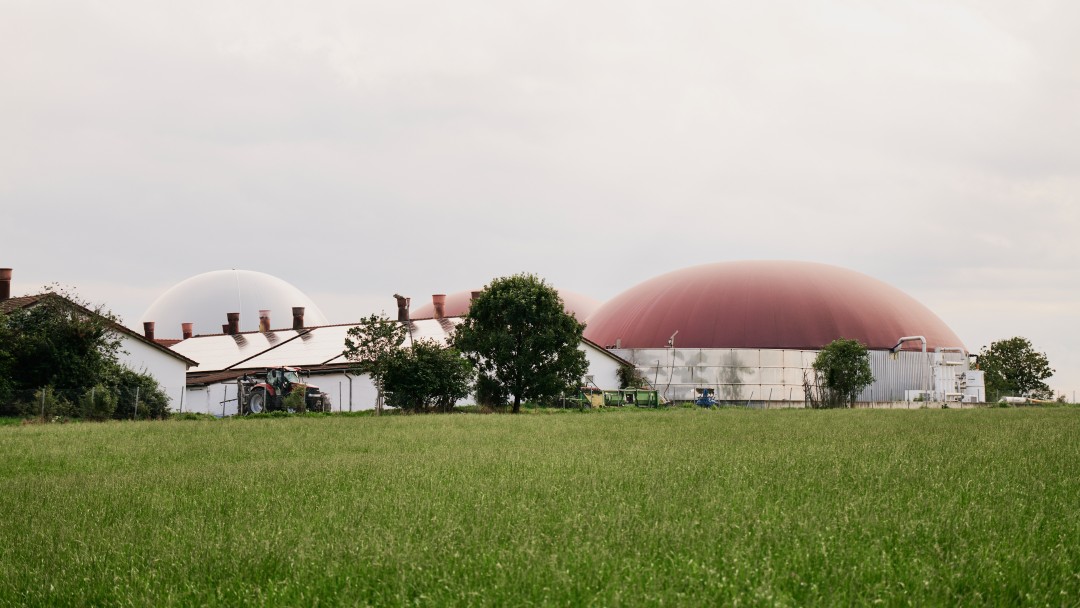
[617,363,647,389]
[381,339,474,413]
[805,338,874,408]
[978,337,1054,401]
[343,313,408,413]
[453,273,588,413]
[0,288,172,419]
[1,289,123,396]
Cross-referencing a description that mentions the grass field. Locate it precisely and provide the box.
[1,408,1078,606]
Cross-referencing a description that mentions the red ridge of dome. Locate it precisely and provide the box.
[583,261,964,351]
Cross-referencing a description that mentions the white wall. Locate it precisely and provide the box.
[614,347,970,403]
[181,371,380,416]
[183,341,627,416]
[581,343,623,390]
[116,334,190,409]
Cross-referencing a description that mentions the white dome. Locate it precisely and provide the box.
[141,270,328,339]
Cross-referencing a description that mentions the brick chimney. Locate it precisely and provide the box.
[432,294,446,320]
[0,268,11,302]
[142,321,155,341]
[181,323,193,340]
[259,310,271,332]
[393,294,410,323]
[292,307,305,330]
[226,312,240,335]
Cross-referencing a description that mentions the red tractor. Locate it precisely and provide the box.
[238,367,328,414]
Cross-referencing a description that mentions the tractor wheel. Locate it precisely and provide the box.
[248,390,266,414]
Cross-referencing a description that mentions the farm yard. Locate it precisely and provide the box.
[1,408,1077,606]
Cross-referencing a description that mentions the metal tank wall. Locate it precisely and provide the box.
[612,348,969,404]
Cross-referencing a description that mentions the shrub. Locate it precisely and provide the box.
[805,338,874,408]
[28,386,75,420]
[383,339,474,413]
[79,384,117,421]
[282,388,307,413]
[617,363,646,389]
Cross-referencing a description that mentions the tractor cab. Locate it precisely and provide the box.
[267,368,302,394]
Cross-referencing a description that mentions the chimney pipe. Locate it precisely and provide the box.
[0,268,11,302]
[393,294,410,323]
[259,310,271,332]
[143,321,155,341]
[432,294,446,320]
[181,323,193,340]
[227,312,240,335]
[292,307,305,330]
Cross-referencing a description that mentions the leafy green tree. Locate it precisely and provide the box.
[978,337,1054,400]
[0,288,171,419]
[806,338,874,408]
[1,289,123,397]
[343,313,408,413]
[382,339,474,413]
[617,363,647,389]
[453,273,588,413]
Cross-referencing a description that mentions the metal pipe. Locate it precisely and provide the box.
[891,336,926,354]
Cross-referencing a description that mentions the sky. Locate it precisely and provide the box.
[2,1,1077,397]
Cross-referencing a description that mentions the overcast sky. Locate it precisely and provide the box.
[2,1,1077,396]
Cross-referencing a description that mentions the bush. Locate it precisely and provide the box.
[617,363,647,389]
[383,339,474,413]
[282,388,307,413]
[805,338,874,409]
[28,386,75,420]
[475,375,509,408]
[108,366,170,420]
[79,384,117,421]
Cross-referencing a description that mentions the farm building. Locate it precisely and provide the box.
[149,271,628,415]
[0,268,196,407]
[583,261,984,404]
[146,261,984,412]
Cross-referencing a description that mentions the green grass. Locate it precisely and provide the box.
[0,409,1077,606]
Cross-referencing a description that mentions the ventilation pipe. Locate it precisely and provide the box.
[292,307,305,330]
[393,294,410,323]
[891,336,927,354]
[259,310,271,332]
[142,322,155,341]
[432,294,446,320]
[0,268,10,301]
[181,323,193,340]
[226,312,240,335]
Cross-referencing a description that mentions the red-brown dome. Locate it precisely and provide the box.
[583,261,964,351]
[411,288,599,321]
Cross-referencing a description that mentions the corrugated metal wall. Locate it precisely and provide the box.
[614,348,968,403]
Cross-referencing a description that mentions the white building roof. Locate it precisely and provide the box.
[172,319,460,373]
